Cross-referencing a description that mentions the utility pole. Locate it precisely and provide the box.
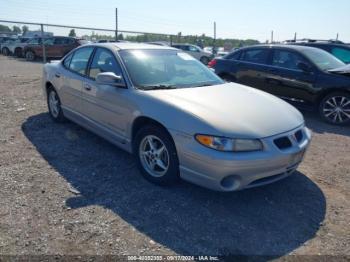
[115,8,118,41]
[271,30,274,44]
[41,24,46,63]
[213,22,216,54]
[336,33,339,40]
[294,32,297,41]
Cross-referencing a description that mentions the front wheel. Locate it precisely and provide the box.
[200,56,210,65]
[319,92,350,125]
[25,51,35,61]
[134,125,180,186]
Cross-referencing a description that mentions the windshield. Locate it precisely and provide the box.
[300,48,345,71]
[119,49,224,89]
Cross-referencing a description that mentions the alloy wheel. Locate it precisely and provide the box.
[322,95,350,124]
[48,90,60,118]
[139,135,170,177]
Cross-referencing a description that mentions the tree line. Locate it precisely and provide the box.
[0,24,29,35]
[79,30,260,48]
[1,24,260,48]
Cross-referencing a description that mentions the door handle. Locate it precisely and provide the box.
[84,83,92,91]
[55,73,61,78]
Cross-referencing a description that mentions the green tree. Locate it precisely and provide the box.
[0,24,12,32]
[22,25,29,35]
[69,29,76,37]
[12,25,21,34]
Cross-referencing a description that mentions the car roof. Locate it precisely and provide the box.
[238,44,324,52]
[90,42,177,51]
[292,42,350,49]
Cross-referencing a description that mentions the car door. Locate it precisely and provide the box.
[59,46,95,114]
[234,48,271,92]
[81,47,130,141]
[42,38,56,57]
[265,49,317,105]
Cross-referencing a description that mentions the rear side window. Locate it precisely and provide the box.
[226,51,241,60]
[331,47,350,64]
[241,49,269,64]
[88,48,122,79]
[28,38,40,45]
[54,38,65,45]
[188,45,199,52]
[69,47,94,75]
[272,50,308,70]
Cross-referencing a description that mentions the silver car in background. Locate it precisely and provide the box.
[43,43,311,191]
[171,43,213,65]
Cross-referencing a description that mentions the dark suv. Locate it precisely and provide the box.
[287,39,350,64]
[210,45,350,125]
[23,36,88,61]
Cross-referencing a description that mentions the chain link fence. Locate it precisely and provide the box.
[0,19,206,63]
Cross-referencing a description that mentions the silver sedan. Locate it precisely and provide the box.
[43,43,311,191]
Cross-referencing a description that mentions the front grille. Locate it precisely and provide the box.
[294,130,303,142]
[274,137,292,150]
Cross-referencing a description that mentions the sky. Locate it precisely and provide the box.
[0,0,349,42]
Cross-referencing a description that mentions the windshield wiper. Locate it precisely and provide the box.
[192,82,216,88]
[138,84,177,90]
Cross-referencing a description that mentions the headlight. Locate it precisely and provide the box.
[195,134,263,152]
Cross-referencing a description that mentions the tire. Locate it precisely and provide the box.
[47,87,66,122]
[200,56,210,65]
[2,48,9,56]
[25,50,35,61]
[14,48,22,57]
[220,74,236,83]
[319,92,350,125]
[133,125,180,186]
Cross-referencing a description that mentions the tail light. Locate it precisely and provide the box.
[208,59,217,68]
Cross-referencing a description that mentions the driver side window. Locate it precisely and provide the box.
[88,48,122,79]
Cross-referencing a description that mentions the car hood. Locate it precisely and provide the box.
[145,83,304,138]
[328,64,350,76]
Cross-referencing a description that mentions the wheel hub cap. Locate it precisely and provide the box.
[139,135,169,177]
[323,96,350,124]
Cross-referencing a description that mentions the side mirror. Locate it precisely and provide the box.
[297,62,312,73]
[96,72,126,88]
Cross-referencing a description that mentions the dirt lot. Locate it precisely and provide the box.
[0,55,349,259]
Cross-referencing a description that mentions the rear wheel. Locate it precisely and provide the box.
[25,51,35,61]
[319,92,350,125]
[134,125,180,186]
[47,87,66,122]
[14,48,23,57]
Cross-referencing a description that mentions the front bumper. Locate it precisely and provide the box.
[170,125,311,191]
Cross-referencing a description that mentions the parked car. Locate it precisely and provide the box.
[210,44,350,125]
[0,37,16,54]
[147,41,170,46]
[2,37,31,57]
[42,43,310,191]
[24,36,88,61]
[1,38,16,55]
[171,43,213,65]
[287,39,350,64]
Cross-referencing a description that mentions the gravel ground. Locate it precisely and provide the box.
[0,56,349,259]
